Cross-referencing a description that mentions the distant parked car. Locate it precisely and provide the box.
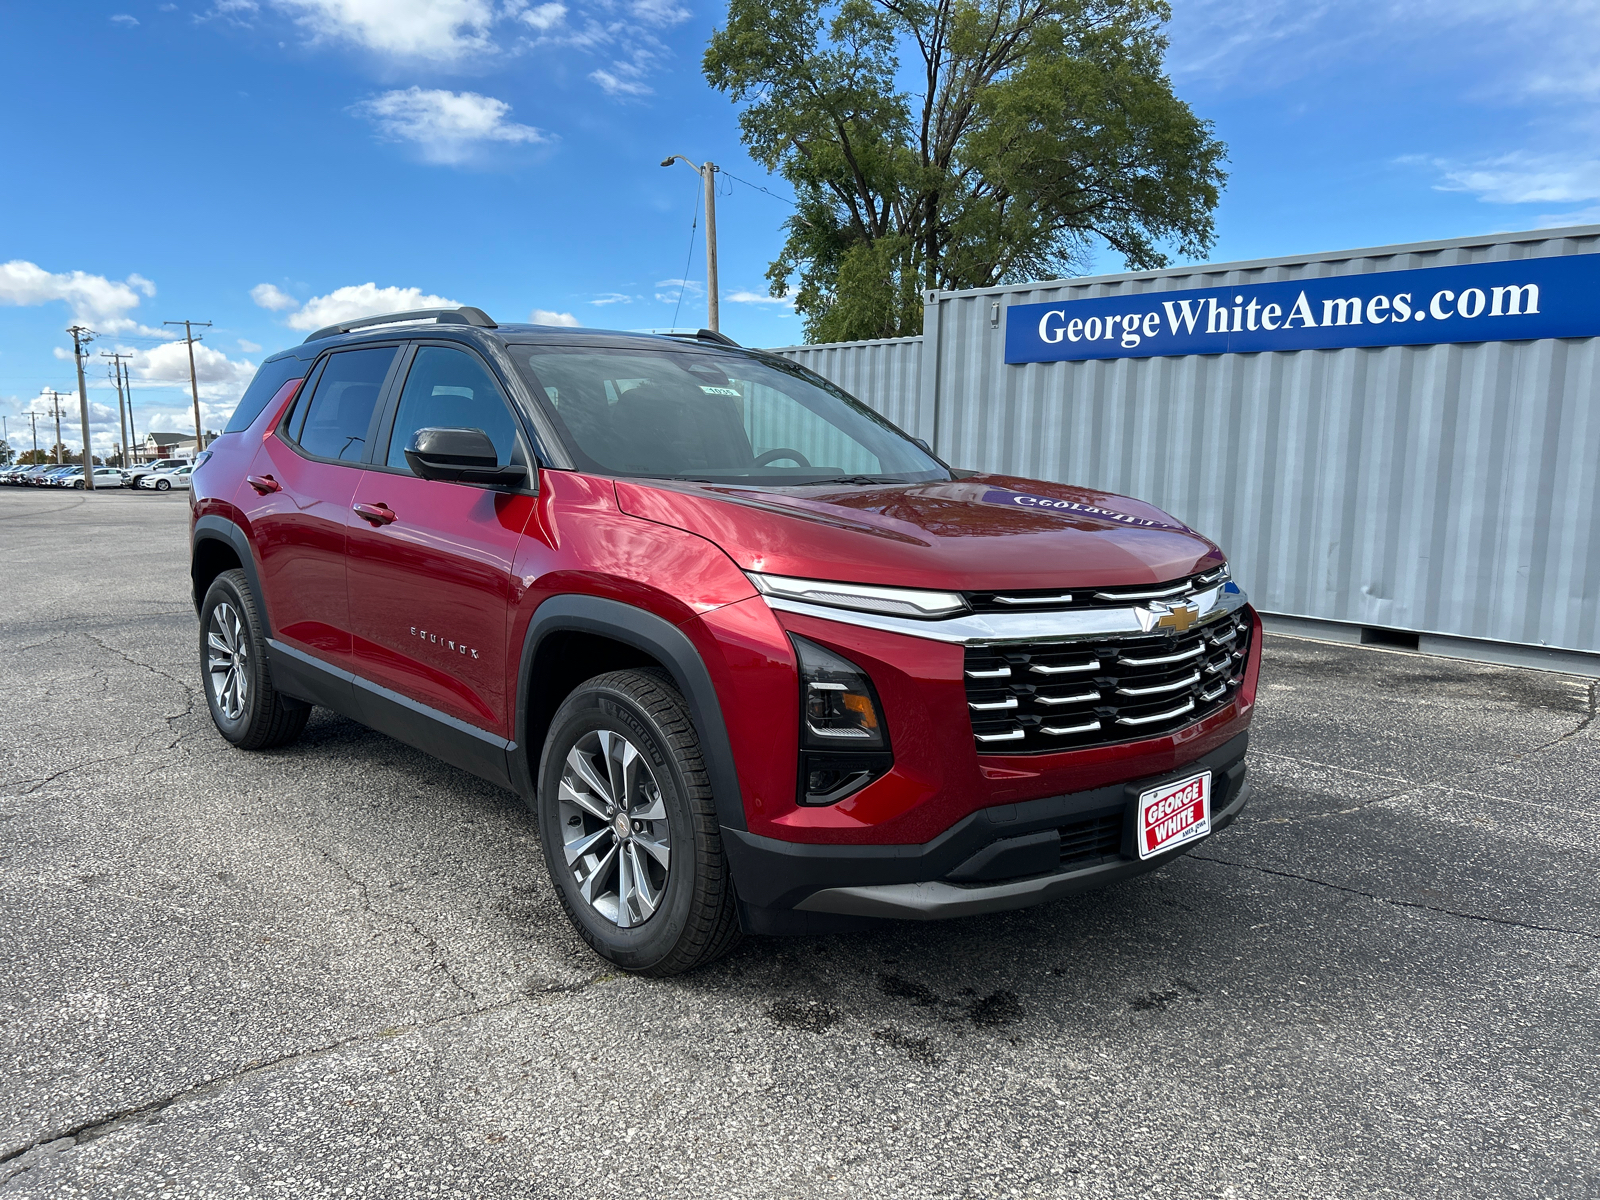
[37,467,77,486]
[139,465,194,491]
[125,457,190,487]
[72,467,127,489]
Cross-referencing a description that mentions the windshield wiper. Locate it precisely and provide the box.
[800,475,909,487]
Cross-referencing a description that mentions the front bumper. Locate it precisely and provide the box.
[726,731,1250,933]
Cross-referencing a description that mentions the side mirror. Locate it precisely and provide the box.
[404,427,527,487]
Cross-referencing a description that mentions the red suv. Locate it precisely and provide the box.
[191,307,1261,975]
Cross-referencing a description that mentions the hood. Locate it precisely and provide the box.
[613,474,1224,592]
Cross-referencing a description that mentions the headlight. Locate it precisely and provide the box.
[791,635,893,806]
[749,572,967,619]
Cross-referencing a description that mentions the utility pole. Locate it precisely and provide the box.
[660,155,719,332]
[67,326,97,487]
[164,319,211,455]
[45,389,69,464]
[29,411,39,464]
[103,351,133,468]
[123,361,140,463]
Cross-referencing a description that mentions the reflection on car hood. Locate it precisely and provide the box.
[613,474,1224,592]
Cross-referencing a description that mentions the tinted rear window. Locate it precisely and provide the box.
[291,347,396,462]
[224,354,309,434]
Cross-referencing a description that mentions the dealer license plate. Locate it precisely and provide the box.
[1137,771,1211,860]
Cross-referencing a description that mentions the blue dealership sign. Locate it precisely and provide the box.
[1004,254,1600,363]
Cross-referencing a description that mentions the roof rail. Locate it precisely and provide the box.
[664,328,740,348]
[303,306,497,344]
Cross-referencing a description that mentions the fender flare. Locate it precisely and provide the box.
[513,594,746,834]
[191,514,268,633]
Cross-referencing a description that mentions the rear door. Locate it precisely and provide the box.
[346,341,538,738]
[243,343,400,668]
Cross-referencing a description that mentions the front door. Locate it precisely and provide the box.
[346,342,538,739]
[244,344,399,666]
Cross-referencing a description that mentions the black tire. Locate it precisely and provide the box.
[199,568,309,750]
[536,669,741,976]
[155,478,171,491]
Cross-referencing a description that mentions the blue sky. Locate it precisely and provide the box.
[1,0,1596,459]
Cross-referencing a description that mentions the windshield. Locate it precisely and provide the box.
[509,343,949,485]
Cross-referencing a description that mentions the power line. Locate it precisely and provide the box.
[719,169,796,207]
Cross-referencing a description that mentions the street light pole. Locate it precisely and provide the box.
[660,155,719,333]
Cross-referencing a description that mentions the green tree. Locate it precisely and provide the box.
[704,0,1226,342]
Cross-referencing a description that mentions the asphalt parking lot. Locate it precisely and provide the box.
[1,486,1596,1200]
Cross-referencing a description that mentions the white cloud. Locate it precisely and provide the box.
[520,2,566,30]
[590,69,651,97]
[529,308,581,326]
[132,340,258,394]
[0,261,169,336]
[655,278,702,303]
[111,13,139,25]
[589,293,634,306]
[628,0,688,26]
[1167,0,1600,102]
[1535,203,1600,227]
[238,338,263,352]
[1427,152,1600,205]
[250,282,299,311]
[284,283,461,331]
[352,88,551,165]
[727,290,794,307]
[272,0,497,61]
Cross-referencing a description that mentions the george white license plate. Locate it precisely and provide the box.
[1137,771,1211,860]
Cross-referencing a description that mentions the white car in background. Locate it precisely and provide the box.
[139,465,194,492]
[71,467,128,489]
[125,458,191,489]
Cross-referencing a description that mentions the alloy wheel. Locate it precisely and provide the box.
[557,729,671,928]
[206,601,250,721]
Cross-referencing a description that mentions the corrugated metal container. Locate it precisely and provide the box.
[768,226,1600,660]
[767,336,928,439]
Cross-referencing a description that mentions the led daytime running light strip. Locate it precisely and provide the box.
[748,572,968,619]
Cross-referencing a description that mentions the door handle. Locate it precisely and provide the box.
[246,474,281,495]
[353,501,397,526]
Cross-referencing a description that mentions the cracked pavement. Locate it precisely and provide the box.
[1,487,1597,1199]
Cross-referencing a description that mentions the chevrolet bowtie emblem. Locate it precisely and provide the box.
[1138,599,1200,633]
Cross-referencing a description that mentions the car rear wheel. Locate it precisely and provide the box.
[536,669,741,976]
[200,569,309,750]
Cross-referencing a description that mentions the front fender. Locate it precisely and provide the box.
[511,595,746,835]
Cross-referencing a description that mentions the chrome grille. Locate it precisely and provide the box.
[964,565,1228,615]
[964,611,1252,753]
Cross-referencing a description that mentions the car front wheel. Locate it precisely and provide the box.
[536,669,741,976]
[199,569,309,750]
[155,478,171,491]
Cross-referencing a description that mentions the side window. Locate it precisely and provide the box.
[385,346,524,470]
[291,347,396,462]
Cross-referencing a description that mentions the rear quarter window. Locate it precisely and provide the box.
[224,354,310,434]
